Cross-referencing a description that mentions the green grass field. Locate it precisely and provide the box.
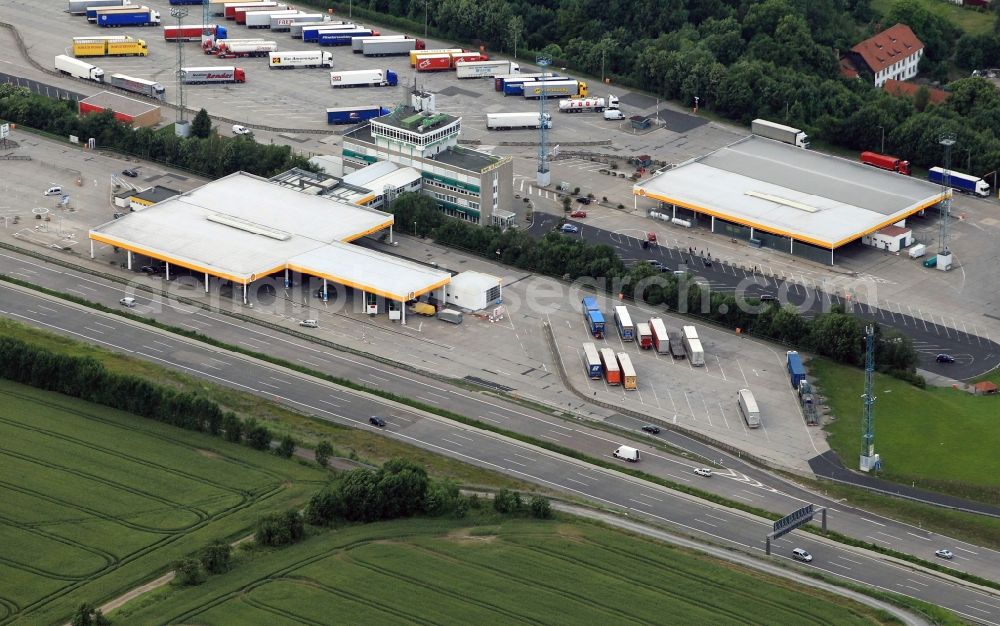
[0,379,328,625]
[813,359,1000,503]
[872,0,996,36]
[113,516,895,625]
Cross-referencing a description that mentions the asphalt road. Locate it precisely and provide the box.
[1,260,999,622]
[530,213,1000,380]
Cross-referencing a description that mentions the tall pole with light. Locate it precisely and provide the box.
[936,133,955,272]
[170,7,189,137]
[536,54,552,188]
[877,125,885,153]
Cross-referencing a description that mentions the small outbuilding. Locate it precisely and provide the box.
[862,224,913,253]
[444,271,502,311]
[79,91,161,128]
[973,381,998,396]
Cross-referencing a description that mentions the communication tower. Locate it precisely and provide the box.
[170,7,189,137]
[859,325,881,472]
[536,55,551,188]
[936,133,955,271]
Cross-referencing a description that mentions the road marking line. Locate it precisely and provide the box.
[953,546,979,555]
[487,410,509,419]
[513,452,537,461]
[704,513,727,522]
[319,399,341,408]
[692,518,717,527]
[257,380,279,389]
[964,605,991,614]
[440,437,463,446]
[905,578,928,587]
[828,562,851,571]
[974,600,1000,610]
[906,532,932,541]
[503,457,527,467]
[479,415,501,423]
[877,531,903,541]
[859,517,885,527]
[83,326,105,334]
[565,477,589,486]
[450,433,474,442]
[837,556,864,565]
[628,498,653,508]
[92,321,115,329]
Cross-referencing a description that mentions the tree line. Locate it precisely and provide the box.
[393,193,922,384]
[320,0,1000,176]
[0,85,312,179]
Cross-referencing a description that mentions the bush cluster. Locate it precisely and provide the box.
[0,337,277,446]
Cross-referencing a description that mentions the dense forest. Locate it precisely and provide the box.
[327,0,1000,176]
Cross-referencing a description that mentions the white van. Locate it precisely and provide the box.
[119,297,136,308]
[613,445,640,462]
[908,243,926,259]
[44,186,63,196]
[603,109,625,121]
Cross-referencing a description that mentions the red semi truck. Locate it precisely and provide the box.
[415,54,452,71]
[860,151,911,175]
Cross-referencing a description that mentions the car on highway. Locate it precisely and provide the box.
[121,168,139,177]
[232,124,252,136]
[791,548,813,562]
[641,424,660,434]
[560,224,580,234]
[119,297,136,308]
[935,549,954,560]
[369,415,386,427]
[570,210,587,218]
[935,353,955,363]
[693,468,713,477]
[299,319,318,328]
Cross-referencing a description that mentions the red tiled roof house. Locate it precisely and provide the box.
[847,24,924,87]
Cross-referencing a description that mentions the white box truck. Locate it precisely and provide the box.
[682,325,705,366]
[362,38,419,56]
[613,445,640,462]
[456,59,519,78]
[486,112,551,130]
[751,118,810,148]
[54,54,105,82]
[329,69,398,88]
[352,34,407,52]
[246,9,298,28]
[268,50,333,69]
[738,389,761,428]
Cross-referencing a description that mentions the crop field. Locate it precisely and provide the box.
[117,518,891,625]
[0,379,326,625]
[813,359,999,502]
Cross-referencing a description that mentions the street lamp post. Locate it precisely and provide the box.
[414,220,418,236]
[423,0,428,38]
[600,46,606,83]
[693,95,699,113]
[877,125,885,153]
[965,148,971,172]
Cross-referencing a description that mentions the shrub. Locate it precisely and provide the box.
[493,489,522,513]
[198,542,232,574]
[530,496,552,519]
[256,509,305,547]
[314,440,334,468]
[174,558,205,586]
[275,434,295,458]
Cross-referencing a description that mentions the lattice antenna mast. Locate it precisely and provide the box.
[536,55,551,188]
[202,0,211,40]
[170,7,188,125]
[859,324,880,472]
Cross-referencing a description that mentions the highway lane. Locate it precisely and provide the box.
[531,215,1000,380]
[1,283,998,624]
[1,249,999,578]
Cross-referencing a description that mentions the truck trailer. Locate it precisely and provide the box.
[234,4,288,24]
[85,4,138,20]
[860,151,911,175]
[737,389,761,428]
[319,29,379,46]
[352,34,404,52]
[617,352,637,390]
[494,72,555,91]
[410,48,463,67]
[218,1,271,17]
[455,60,519,79]
[600,348,621,385]
[271,12,323,31]
[485,112,551,130]
[269,50,333,69]
[636,322,653,350]
[682,325,705,366]
[290,20,343,37]
[108,73,165,99]
[246,9,297,28]
[361,37,424,56]
[582,342,603,379]
[648,317,669,354]
[329,69,397,88]
[415,54,452,71]
[751,118,810,148]
[786,351,806,388]
[581,297,605,338]
[73,38,148,57]
[450,51,489,64]
[164,24,228,41]
[54,55,105,82]
[928,167,990,197]
[522,79,588,99]
[68,0,130,15]
[216,40,277,57]
[180,66,246,84]
[95,6,160,26]
[558,95,618,113]
[302,23,360,42]
[326,105,391,125]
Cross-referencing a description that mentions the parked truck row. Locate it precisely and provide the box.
[72,36,148,57]
[164,24,228,41]
[330,69,398,88]
[93,5,160,26]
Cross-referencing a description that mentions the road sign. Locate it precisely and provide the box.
[0,123,9,139]
[772,504,814,539]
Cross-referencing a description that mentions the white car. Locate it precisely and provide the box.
[693,468,713,477]
[791,548,813,562]
[232,124,251,136]
[935,549,954,560]
[119,297,136,308]
[299,319,318,328]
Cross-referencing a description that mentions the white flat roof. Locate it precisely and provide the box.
[634,136,947,248]
[90,172,450,299]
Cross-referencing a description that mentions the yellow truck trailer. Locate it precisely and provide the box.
[73,39,148,57]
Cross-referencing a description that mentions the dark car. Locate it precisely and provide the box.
[935,353,955,363]
[759,294,776,302]
[641,425,661,434]
[122,168,139,177]
[369,415,386,427]
[576,196,591,205]
[139,264,165,274]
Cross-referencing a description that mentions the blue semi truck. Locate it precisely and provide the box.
[927,167,990,197]
[326,105,391,125]
[95,6,161,26]
[581,297,606,339]
[318,29,377,46]
[786,351,806,388]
